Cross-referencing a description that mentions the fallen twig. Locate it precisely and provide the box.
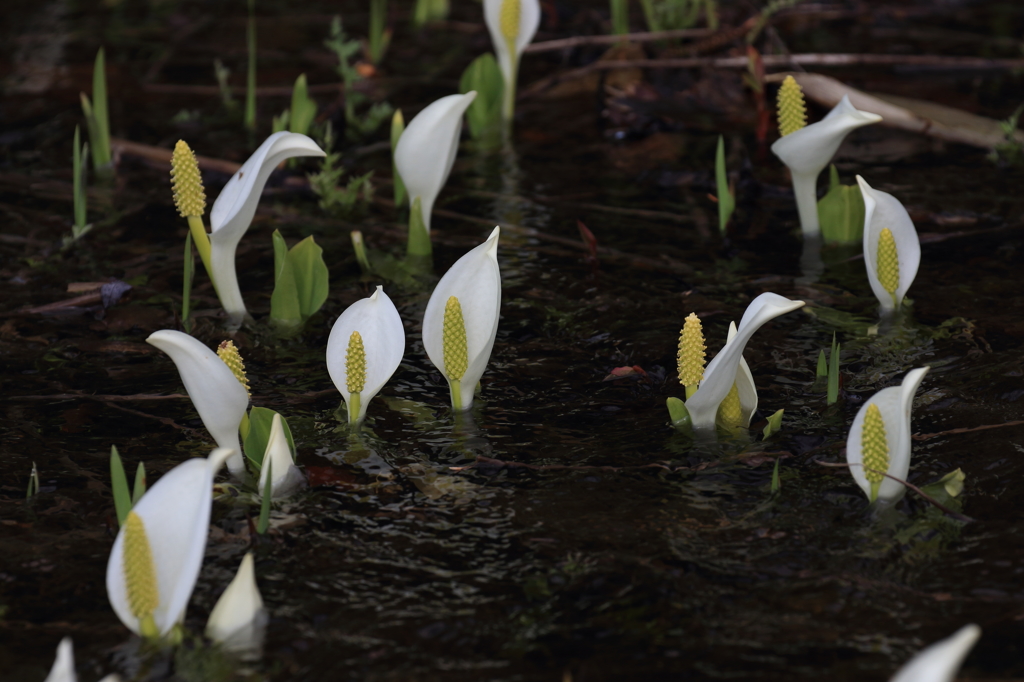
[524,28,713,54]
[452,454,690,474]
[914,420,1024,441]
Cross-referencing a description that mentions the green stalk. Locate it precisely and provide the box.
[369,0,389,64]
[406,197,432,259]
[185,215,215,292]
[350,231,372,274]
[684,383,698,399]
[449,379,463,412]
[72,126,87,231]
[391,110,406,207]
[501,49,519,140]
[827,337,840,405]
[610,0,629,35]
[110,445,132,526]
[91,48,112,169]
[257,460,272,534]
[182,232,194,333]
[245,0,257,131]
[348,392,362,423]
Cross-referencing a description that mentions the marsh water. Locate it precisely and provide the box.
[3,1,1024,680]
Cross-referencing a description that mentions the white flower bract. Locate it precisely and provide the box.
[857,175,921,313]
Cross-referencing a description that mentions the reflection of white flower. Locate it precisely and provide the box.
[846,367,929,504]
[106,449,233,639]
[146,330,250,477]
[483,0,541,126]
[206,552,266,655]
[890,624,980,682]
[208,132,325,326]
[394,93,477,255]
[771,95,881,237]
[326,286,405,424]
[685,293,804,433]
[857,176,921,314]
[422,227,501,410]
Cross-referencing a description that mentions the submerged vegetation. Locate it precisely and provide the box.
[3,0,1024,680]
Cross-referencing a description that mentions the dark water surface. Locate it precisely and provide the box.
[2,1,1024,680]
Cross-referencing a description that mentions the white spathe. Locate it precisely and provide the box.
[685,293,805,432]
[107,448,233,638]
[205,552,266,653]
[483,0,541,107]
[422,227,502,410]
[326,286,406,423]
[890,624,981,682]
[208,132,325,326]
[44,638,76,682]
[771,95,881,237]
[393,93,477,233]
[846,367,929,504]
[857,175,921,313]
[724,321,758,428]
[146,330,250,477]
[259,412,302,498]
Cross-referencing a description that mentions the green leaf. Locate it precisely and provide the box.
[770,458,781,494]
[666,397,692,433]
[391,110,406,207]
[245,0,257,131]
[72,126,88,229]
[815,349,827,377]
[817,165,865,244]
[110,445,132,526]
[287,235,329,319]
[182,231,194,333]
[257,460,272,535]
[762,408,784,440]
[715,135,735,234]
[827,338,841,405]
[269,230,302,329]
[132,462,147,504]
[459,54,504,147]
[91,48,111,168]
[243,407,297,471]
[289,74,317,136]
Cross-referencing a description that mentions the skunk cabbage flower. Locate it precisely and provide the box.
[685,293,804,433]
[146,330,250,477]
[206,552,266,653]
[846,367,929,504]
[483,0,541,130]
[771,93,881,237]
[326,286,405,424]
[393,93,477,258]
[714,321,758,431]
[857,176,921,314]
[259,412,303,498]
[422,227,501,410]
[44,638,76,682]
[208,132,325,326]
[890,624,980,682]
[107,448,232,640]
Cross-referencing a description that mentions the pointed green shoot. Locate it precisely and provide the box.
[816,349,827,377]
[90,48,111,169]
[110,445,132,526]
[610,0,629,35]
[351,231,372,274]
[459,54,504,148]
[289,74,317,136]
[243,407,296,471]
[72,126,89,235]
[391,110,406,207]
[770,457,781,494]
[25,462,39,500]
[368,0,391,64]
[257,460,272,535]
[270,230,301,328]
[132,463,147,504]
[827,337,840,405]
[715,135,735,234]
[182,231,194,333]
[407,196,432,259]
[245,0,257,131]
[666,397,692,433]
[762,408,784,440]
[270,231,330,328]
[817,165,865,244]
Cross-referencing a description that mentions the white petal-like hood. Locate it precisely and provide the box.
[771,95,881,177]
[857,175,921,313]
[846,367,929,504]
[259,412,300,498]
[146,330,249,477]
[106,448,229,636]
[686,293,804,432]
[890,624,980,682]
[422,227,502,409]
[207,132,325,323]
[725,321,758,428]
[206,552,265,650]
[326,286,406,423]
[393,93,477,233]
[44,638,76,682]
[483,0,541,87]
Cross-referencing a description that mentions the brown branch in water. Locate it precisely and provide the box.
[452,454,690,474]
[814,460,975,523]
[520,54,1024,99]
[523,28,714,54]
[111,138,242,175]
[914,420,1024,441]
[104,401,192,433]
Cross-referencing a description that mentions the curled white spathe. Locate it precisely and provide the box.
[146,330,249,477]
[326,285,406,423]
[685,293,805,432]
[890,624,980,682]
[106,448,232,638]
[205,552,266,653]
[393,93,477,234]
[422,227,502,410]
[208,132,325,325]
[724,321,758,428]
[771,95,881,237]
[857,175,921,313]
[483,0,541,96]
[259,412,303,498]
[846,366,929,504]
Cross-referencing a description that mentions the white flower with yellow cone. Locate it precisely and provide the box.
[857,175,921,314]
[846,367,929,505]
[106,448,233,641]
[326,286,405,424]
[483,0,541,131]
[206,552,266,654]
[422,227,501,411]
